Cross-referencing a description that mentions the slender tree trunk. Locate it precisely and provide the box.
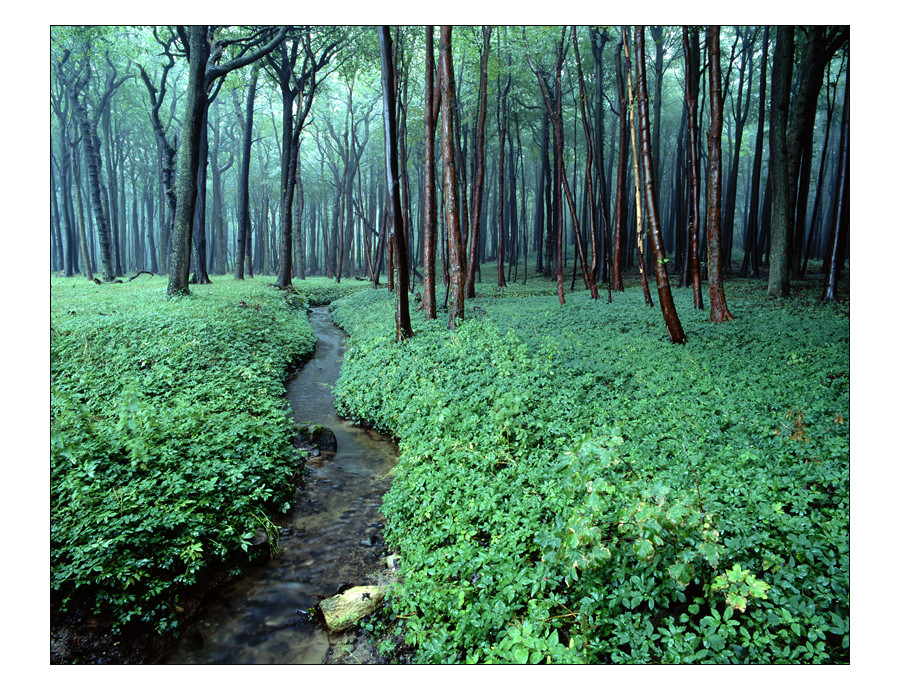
[234,65,259,280]
[822,66,849,303]
[623,27,653,306]
[611,35,628,292]
[378,26,413,340]
[439,25,466,327]
[767,26,794,298]
[422,26,439,319]
[635,27,686,343]
[464,26,492,297]
[741,26,769,279]
[705,26,733,322]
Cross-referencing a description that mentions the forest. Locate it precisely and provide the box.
[50,25,850,664]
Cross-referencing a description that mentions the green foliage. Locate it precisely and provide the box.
[331,280,849,663]
[293,276,371,306]
[50,276,316,634]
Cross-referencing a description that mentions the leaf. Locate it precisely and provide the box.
[633,538,655,560]
[513,647,529,664]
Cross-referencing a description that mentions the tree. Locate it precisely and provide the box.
[439,26,466,327]
[233,63,260,280]
[681,26,704,309]
[464,26,491,297]
[168,25,287,297]
[704,26,734,323]
[622,27,653,307]
[634,27,686,344]
[740,26,769,279]
[822,64,849,303]
[767,26,794,298]
[267,27,341,289]
[378,26,414,340]
[421,26,440,320]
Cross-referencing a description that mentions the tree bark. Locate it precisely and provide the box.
[767,26,794,298]
[822,65,849,303]
[422,26,439,319]
[623,27,653,307]
[611,34,628,292]
[167,26,209,296]
[378,26,414,340]
[635,27,686,343]
[740,26,769,279]
[704,26,734,323]
[234,63,260,280]
[464,26,491,297]
[439,26,466,327]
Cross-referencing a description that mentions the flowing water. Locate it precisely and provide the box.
[165,306,398,664]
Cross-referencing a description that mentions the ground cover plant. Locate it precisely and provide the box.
[50,276,326,636]
[330,280,849,663]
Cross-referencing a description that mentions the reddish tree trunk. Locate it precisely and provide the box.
[682,27,704,308]
[439,26,465,328]
[704,26,734,323]
[634,27,686,344]
[422,26,439,319]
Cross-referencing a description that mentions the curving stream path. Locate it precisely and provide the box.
[165,306,398,664]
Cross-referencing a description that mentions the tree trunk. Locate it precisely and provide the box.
[464,26,491,298]
[439,26,466,328]
[767,26,794,298]
[822,66,849,303]
[635,27,686,343]
[72,89,115,281]
[168,26,209,296]
[704,26,733,323]
[741,26,768,279]
[235,63,259,280]
[611,34,629,292]
[623,27,653,307]
[422,26,439,319]
[378,26,413,340]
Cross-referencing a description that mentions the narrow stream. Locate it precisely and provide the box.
[165,306,398,664]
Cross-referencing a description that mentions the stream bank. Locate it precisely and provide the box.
[51,306,401,664]
[164,306,399,663]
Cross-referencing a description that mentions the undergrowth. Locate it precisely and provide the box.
[330,280,849,663]
[50,276,318,634]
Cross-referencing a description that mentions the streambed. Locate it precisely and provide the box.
[164,306,398,664]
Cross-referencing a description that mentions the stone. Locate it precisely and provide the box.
[296,423,338,453]
[319,586,385,633]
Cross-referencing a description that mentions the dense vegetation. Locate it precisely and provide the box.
[330,278,849,663]
[50,276,364,635]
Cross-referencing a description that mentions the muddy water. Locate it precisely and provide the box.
[165,306,398,664]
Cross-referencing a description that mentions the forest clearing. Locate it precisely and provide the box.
[50,25,850,664]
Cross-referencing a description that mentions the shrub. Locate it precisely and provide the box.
[332,281,849,663]
[50,276,316,633]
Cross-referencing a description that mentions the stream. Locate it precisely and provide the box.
[164,306,398,664]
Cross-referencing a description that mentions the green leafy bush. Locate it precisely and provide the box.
[332,281,849,663]
[50,276,316,633]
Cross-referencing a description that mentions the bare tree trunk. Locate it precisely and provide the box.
[623,27,653,307]
[464,26,491,297]
[635,27,686,343]
[422,26,439,319]
[682,27,704,308]
[439,26,466,327]
[767,26,794,298]
[822,66,849,303]
[378,26,413,340]
[704,26,733,323]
